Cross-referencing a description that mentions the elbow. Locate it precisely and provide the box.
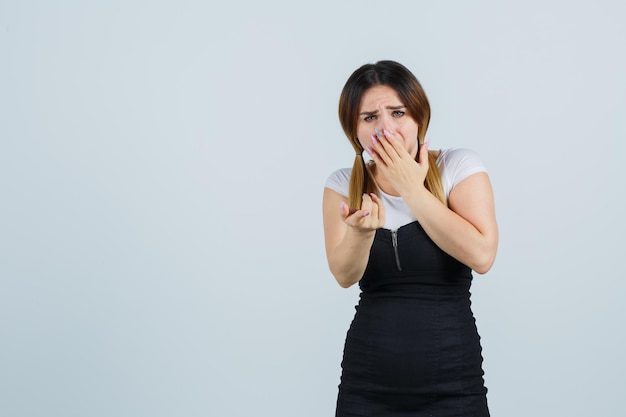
[337,279,356,289]
[470,235,498,275]
[471,250,497,275]
[328,261,362,288]
[332,270,359,288]
[473,263,493,275]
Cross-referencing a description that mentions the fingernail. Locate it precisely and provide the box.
[363,211,370,217]
[340,202,346,210]
[374,128,381,136]
[366,146,373,155]
[383,129,391,138]
[371,135,378,145]
[425,138,431,148]
[369,193,377,199]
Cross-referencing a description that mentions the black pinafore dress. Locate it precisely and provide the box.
[335,221,489,417]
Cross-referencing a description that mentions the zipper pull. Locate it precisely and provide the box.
[391,230,402,271]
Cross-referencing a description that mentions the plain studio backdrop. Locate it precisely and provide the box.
[1,1,624,416]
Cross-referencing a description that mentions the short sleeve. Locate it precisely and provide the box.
[437,148,487,199]
[324,168,351,197]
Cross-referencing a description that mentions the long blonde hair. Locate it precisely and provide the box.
[338,60,445,208]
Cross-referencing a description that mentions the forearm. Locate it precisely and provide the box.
[327,228,376,288]
[403,188,497,273]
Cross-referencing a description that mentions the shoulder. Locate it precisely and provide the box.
[324,167,351,197]
[436,148,487,198]
[437,148,485,169]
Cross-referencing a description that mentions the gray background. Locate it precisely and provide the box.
[1,1,624,416]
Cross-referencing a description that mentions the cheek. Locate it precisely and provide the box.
[399,123,419,153]
[399,122,419,142]
[397,118,418,133]
[357,127,374,148]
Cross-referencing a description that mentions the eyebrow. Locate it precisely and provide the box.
[359,105,406,116]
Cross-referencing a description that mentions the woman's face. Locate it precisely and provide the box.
[356,85,419,159]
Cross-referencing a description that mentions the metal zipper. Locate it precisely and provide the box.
[391,229,402,271]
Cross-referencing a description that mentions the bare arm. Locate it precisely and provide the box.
[402,172,498,273]
[322,188,385,287]
[368,131,498,273]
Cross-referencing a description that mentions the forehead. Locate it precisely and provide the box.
[359,85,402,109]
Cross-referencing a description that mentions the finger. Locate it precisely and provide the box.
[342,208,371,228]
[367,193,379,219]
[382,129,407,158]
[365,145,381,165]
[360,193,373,213]
[418,138,431,165]
[375,129,396,155]
[371,133,394,166]
[350,208,372,224]
[379,129,403,157]
[339,201,354,219]
[350,193,374,221]
[370,193,385,225]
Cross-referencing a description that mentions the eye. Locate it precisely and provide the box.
[364,115,377,122]
[392,110,405,117]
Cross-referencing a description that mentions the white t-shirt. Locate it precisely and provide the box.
[324,148,487,230]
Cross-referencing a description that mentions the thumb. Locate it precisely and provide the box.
[340,201,360,218]
[339,201,349,218]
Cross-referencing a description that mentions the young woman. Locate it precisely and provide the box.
[323,60,498,416]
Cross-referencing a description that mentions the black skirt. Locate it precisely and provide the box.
[335,221,489,417]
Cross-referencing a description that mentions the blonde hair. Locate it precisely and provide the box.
[338,61,445,208]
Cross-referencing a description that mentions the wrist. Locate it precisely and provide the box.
[398,180,428,198]
[346,225,377,237]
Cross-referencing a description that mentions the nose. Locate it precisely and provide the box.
[375,113,394,133]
